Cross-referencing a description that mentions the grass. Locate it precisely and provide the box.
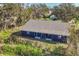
[19,37,67,52]
[0,43,66,56]
[1,44,44,56]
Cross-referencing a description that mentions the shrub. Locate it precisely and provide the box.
[14,45,28,56]
[2,44,15,55]
[51,46,65,56]
[14,44,43,56]
[1,44,44,56]
[31,48,43,56]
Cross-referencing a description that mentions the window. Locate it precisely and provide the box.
[46,38,52,41]
[27,31,30,34]
[46,34,52,39]
[35,36,40,39]
[58,35,62,39]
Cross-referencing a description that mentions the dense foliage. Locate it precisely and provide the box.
[1,44,44,56]
[52,3,79,22]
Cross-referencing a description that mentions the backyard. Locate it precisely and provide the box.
[0,3,79,56]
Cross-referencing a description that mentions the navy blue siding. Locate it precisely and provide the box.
[21,31,67,42]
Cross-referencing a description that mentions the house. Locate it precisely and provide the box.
[20,20,70,43]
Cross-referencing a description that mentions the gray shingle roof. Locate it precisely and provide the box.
[20,20,70,36]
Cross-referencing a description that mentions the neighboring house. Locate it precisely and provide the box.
[20,20,70,43]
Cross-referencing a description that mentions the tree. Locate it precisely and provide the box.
[30,3,49,19]
[65,20,79,55]
[53,3,76,22]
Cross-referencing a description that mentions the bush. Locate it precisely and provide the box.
[5,34,32,45]
[14,44,43,56]
[31,48,43,56]
[2,44,15,55]
[14,45,28,56]
[1,44,44,56]
[51,46,65,56]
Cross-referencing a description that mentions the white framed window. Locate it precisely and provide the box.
[35,36,40,39]
[58,35,62,39]
[27,31,30,34]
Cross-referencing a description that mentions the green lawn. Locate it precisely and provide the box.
[0,44,44,56]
